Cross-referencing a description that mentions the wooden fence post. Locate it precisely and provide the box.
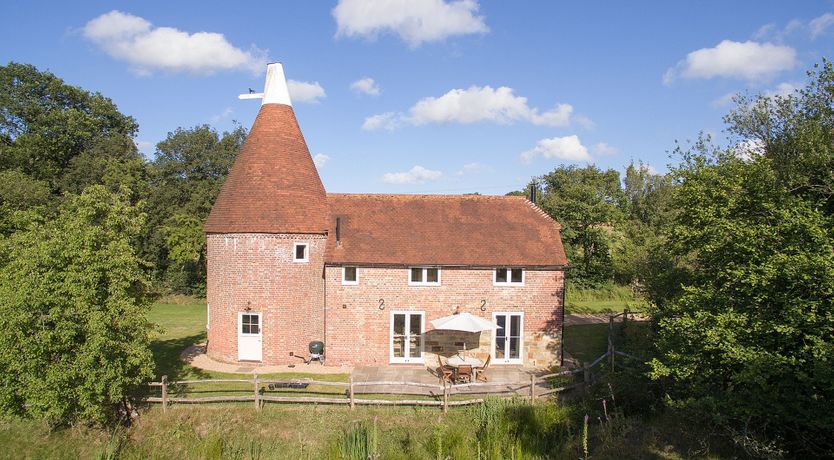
[442,380,448,414]
[530,374,536,402]
[349,376,355,410]
[583,365,591,393]
[623,308,628,328]
[254,375,260,411]
[161,375,168,413]
[608,316,615,373]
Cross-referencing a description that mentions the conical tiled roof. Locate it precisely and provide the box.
[205,66,328,234]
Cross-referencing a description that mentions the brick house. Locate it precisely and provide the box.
[204,64,568,368]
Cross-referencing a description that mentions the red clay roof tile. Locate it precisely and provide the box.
[205,104,329,234]
[325,193,567,267]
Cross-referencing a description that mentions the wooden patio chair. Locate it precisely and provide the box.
[455,364,473,384]
[436,355,454,384]
[475,355,491,382]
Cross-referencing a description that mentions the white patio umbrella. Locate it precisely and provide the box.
[431,312,497,332]
[430,312,497,359]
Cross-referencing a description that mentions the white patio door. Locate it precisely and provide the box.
[390,311,425,363]
[238,312,262,361]
[493,312,523,364]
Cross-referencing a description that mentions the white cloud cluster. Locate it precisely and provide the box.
[809,12,834,39]
[663,40,796,84]
[351,77,381,96]
[521,135,591,163]
[83,10,266,75]
[382,165,443,184]
[332,0,488,47]
[363,86,583,130]
[287,80,326,103]
[313,153,331,167]
[592,142,619,156]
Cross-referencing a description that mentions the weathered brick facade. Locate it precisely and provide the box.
[204,63,567,369]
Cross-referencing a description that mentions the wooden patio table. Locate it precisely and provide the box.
[447,355,483,382]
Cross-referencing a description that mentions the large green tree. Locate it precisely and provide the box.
[539,165,625,286]
[0,62,139,189]
[0,186,155,425]
[144,125,245,294]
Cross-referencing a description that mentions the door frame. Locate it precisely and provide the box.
[389,310,425,364]
[237,311,263,362]
[492,311,524,365]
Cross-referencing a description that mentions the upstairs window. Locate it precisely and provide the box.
[293,243,309,262]
[494,268,524,286]
[342,266,358,285]
[409,267,441,286]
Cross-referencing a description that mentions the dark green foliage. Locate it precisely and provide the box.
[649,148,834,456]
[0,186,155,425]
[143,124,245,294]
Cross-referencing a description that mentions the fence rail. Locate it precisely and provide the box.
[144,309,645,412]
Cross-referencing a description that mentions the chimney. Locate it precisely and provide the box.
[335,217,341,245]
[529,182,538,205]
[261,62,292,106]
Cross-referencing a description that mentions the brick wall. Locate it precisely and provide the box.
[206,233,326,365]
[324,266,564,368]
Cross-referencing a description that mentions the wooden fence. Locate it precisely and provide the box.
[145,310,644,412]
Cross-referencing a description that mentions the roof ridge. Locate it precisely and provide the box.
[525,199,562,230]
[327,193,525,200]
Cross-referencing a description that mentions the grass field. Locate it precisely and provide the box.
[564,283,649,314]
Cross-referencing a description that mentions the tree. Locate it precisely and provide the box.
[0,186,155,425]
[144,124,245,294]
[648,149,834,457]
[0,62,139,188]
[539,165,624,286]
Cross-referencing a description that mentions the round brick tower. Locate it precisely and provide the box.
[204,63,328,365]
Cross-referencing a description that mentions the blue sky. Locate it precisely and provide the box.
[2,1,833,194]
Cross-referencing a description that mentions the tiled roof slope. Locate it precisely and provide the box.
[205,104,328,234]
[325,194,568,267]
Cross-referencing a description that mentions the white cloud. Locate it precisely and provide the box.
[287,80,326,103]
[313,153,331,167]
[810,12,834,39]
[663,40,796,84]
[332,0,488,47]
[733,139,765,161]
[362,112,400,131]
[765,82,799,99]
[712,92,737,108]
[592,142,619,156]
[521,136,591,163]
[382,165,443,184]
[364,86,585,130]
[350,77,381,96]
[83,10,266,75]
[209,107,234,124]
[455,162,486,175]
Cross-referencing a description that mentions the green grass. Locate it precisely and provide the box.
[564,283,649,314]
[563,323,609,364]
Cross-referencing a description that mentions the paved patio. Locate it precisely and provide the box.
[351,365,549,396]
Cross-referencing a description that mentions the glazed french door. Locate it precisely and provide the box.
[390,311,425,363]
[493,312,523,364]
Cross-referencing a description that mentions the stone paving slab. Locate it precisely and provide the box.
[181,344,353,375]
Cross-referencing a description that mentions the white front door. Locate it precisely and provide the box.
[493,312,524,364]
[238,312,262,361]
[390,311,425,363]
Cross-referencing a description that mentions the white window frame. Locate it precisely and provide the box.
[341,266,359,285]
[389,310,425,364]
[493,267,525,286]
[408,267,441,286]
[293,242,309,263]
[492,311,524,365]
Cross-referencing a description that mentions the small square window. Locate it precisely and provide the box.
[494,267,524,286]
[410,267,423,283]
[293,243,308,262]
[409,267,440,286]
[342,266,358,285]
[495,268,508,283]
